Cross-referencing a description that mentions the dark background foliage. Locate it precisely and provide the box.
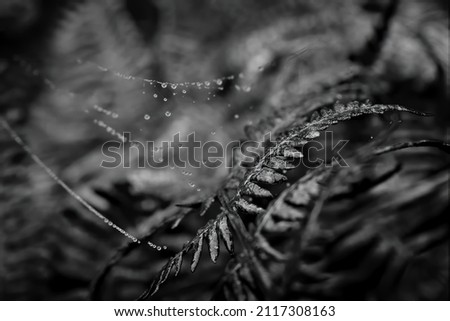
[0,0,448,300]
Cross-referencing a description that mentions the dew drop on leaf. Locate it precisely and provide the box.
[306,131,320,139]
[165,111,172,117]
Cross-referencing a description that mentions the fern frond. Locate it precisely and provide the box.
[232,101,426,218]
[374,140,450,155]
[142,212,234,298]
[257,166,335,235]
[220,259,263,301]
[284,157,448,300]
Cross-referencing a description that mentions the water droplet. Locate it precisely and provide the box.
[196,188,201,192]
[165,111,172,117]
[182,89,187,94]
[216,79,223,85]
[153,94,158,98]
[161,83,168,88]
[306,131,320,139]
[205,81,211,86]
[234,114,240,119]
[243,86,252,92]
[171,84,177,89]
[142,91,146,94]
[156,246,162,251]
[370,136,374,140]
[188,182,196,188]
[163,98,168,102]
[211,131,216,135]
[144,114,151,120]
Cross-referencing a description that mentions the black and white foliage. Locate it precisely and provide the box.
[0,0,448,300]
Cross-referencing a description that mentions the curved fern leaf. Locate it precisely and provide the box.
[257,165,335,235]
[144,212,234,298]
[218,214,234,254]
[190,232,204,272]
[207,220,220,263]
[233,101,426,219]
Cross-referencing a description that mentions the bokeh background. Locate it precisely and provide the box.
[0,0,448,300]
